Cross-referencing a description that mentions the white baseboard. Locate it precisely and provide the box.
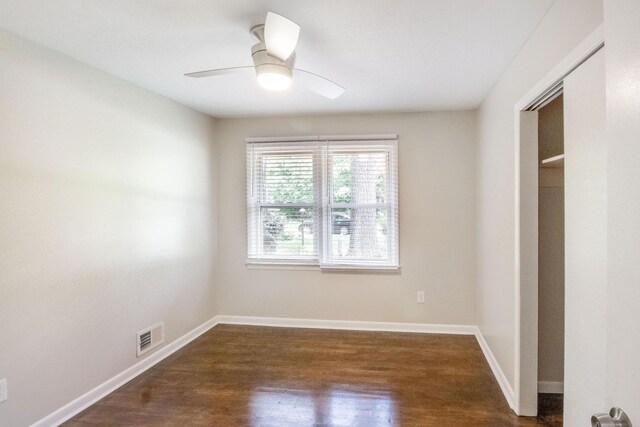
[31,317,219,427]
[215,315,477,335]
[538,381,564,394]
[474,327,516,410]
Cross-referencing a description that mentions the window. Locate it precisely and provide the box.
[246,136,398,269]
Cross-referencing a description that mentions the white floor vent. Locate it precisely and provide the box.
[136,322,164,357]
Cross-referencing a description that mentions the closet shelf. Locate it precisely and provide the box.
[540,154,564,168]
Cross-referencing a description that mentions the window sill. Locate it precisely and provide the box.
[246,261,320,271]
[246,260,400,274]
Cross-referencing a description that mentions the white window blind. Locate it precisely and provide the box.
[246,136,398,269]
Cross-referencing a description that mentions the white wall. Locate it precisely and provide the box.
[0,29,217,426]
[216,112,477,325]
[604,0,640,420]
[476,0,602,391]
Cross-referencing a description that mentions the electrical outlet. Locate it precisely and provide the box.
[0,378,7,403]
[417,291,425,304]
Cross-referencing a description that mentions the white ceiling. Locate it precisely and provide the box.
[0,0,554,118]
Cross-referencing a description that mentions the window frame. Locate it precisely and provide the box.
[246,135,399,271]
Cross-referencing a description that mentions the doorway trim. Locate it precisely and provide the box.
[512,24,604,416]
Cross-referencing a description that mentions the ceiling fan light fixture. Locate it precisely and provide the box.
[185,11,345,99]
[256,64,292,91]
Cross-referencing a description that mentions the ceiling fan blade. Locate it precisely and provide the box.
[295,69,345,99]
[264,12,300,61]
[185,66,253,78]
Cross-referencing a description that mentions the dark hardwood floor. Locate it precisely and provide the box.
[536,394,563,426]
[66,325,562,426]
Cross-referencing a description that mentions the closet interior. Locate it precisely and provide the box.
[537,94,565,400]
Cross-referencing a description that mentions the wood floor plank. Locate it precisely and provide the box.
[65,325,562,426]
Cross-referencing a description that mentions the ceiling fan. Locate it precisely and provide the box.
[185,12,345,99]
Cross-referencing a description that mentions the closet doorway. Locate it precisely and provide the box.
[515,31,606,424]
[536,94,564,419]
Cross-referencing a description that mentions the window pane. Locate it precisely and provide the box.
[329,208,388,260]
[331,151,388,204]
[262,154,313,204]
[261,207,315,258]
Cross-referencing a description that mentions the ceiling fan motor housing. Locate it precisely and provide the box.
[251,42,295,78]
